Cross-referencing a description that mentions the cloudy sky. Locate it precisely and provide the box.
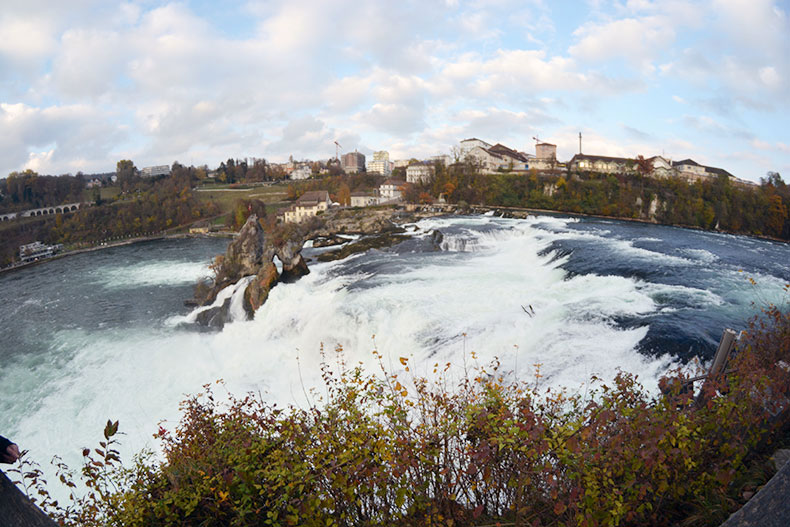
[1,0,788,182]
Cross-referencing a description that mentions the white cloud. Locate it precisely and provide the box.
[51,29,127,99]
[0,17,57,63]
[437,49,639,100]
[0,0,788,181]
[759,66,781,88]
[0,102,126,175]
[569,16,675,72]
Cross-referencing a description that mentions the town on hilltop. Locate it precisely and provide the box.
[2,132,787,268]
[274,136,756,224]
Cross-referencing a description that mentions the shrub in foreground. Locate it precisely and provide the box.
[12,306,790,527]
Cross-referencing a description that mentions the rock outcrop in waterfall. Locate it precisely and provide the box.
[192,215,307,328]
[190,207,445,328]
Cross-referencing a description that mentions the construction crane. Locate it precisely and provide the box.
[334,141,341,161]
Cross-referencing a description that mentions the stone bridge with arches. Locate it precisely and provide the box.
[0,202,86,222]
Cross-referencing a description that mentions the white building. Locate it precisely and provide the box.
[568,154,634,174]
[291,165,312,180]
[460,138,492,156]
[140,165,171,177]
[649,156,674,177]
[406,164,434,184]
[673,159,707,179]
[379,178,406,202]
[460,140,531,173]
[367,151,392,176]
[350,192,380,207]
[281,190,332,223]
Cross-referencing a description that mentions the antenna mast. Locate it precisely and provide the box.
[579,132,582,154]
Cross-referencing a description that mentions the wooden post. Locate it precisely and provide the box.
[0,470,58,526]
[696,328,739,405]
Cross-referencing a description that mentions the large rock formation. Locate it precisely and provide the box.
[243,261,279,317]
[224,214,273,277]
[191,207,446,328]
[275,236,310,283]
[199,215,270,307]
[193,214,309,327]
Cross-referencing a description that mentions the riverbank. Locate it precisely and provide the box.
[3,202,784,276]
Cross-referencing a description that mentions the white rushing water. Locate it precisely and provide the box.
[8,213,787,501]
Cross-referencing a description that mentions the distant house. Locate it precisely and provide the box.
[140,165,171,177]
[291,165,312,180]
[466,145,504,173]
[379,178,406,202]
[406,163,434,184]
[672,159,735,182]
[350,191,380,207]
[459,138,493,155]
[461,139,531,173]
[487,143,530,170]
[281,190,332,223]
[648,156,673,177]
[673,159,707,180]
[705,165,735,180]
[568,154,635,174]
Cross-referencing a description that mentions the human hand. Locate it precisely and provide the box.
[2,443,20,463]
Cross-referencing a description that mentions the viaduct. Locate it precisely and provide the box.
[0,202,85,222]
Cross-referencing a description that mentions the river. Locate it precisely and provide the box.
[1,213,788,490]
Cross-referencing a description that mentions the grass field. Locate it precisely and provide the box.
[194,184,290,213]
[82,185,122,202]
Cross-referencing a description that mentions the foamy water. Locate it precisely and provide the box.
[1,215,787,501]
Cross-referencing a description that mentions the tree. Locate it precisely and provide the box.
[763,171,785,188]
[116,160,137,191]
[336,183,351,206]
[635,155,653,177]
